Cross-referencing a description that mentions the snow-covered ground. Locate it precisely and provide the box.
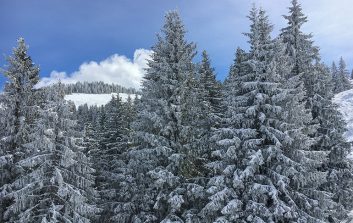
[65,93,139,107]
[333,89,353,144]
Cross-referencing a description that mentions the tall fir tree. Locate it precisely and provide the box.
[311,63,353,221]
[3,84,100,222]
[91,95,132,222]
[122,95,137,131]
[202,7,330,222]
[280,0,319,105]
[333,57,351,93]
[331,61,338,81]
[0,38,40,222]
[129,11,210,222]
[281,1,353,221]
[199,50,223,130]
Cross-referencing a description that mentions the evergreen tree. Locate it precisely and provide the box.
[122,95,137,131]
[76,104,91,130]
[129,11,208,222]
[311,63,353,221]
[280,1,353,220]
[280,0,319,104]
[333,57,351,93]
[4,84,99,222]
[202,7,329,222]
[0,38,40,222]
[82,122,99,158]
[91,95,132,222]
[179,68,210,222]
[331,62,338,86]
[199,50,223,129]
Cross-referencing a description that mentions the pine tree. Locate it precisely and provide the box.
[331,61,339,89]
[122,95,137,130]
[311,63,353,221]
[280,1,353,221]
[0,38,40,222]
[129,11,209,222]
[91,95,133,222]
[179,68,211,222]
[200,46,248,223]
[199,50,223,130]
[202,7,329,222]
[333,57,351,93]
[280,0,319,104]
[4,84,99,222]
[82,122,99,158]
[76,104,91,130]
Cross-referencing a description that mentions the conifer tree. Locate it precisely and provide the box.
[280,0,319,104]
[129,11,209,222]
[4,84,99,222]
[199,50,223,129]
[122,95,137,130]
[281,1,353,221]
[0,38,40,222]
[202,7,329,222]
[332,62,338,80]
[311,63,353,221]
[333,57,351,93]
[91,95,132,222]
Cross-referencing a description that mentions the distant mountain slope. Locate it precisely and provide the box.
[65,93,138,107]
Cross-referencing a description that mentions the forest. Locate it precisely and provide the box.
[1,0,353,222]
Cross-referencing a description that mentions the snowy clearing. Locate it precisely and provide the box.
[65,93,139,107]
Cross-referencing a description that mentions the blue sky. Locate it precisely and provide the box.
[1,0,352,89]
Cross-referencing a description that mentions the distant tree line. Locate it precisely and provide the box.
[61,81,139,95]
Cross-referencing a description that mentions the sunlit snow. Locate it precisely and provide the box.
[64,93,139,108]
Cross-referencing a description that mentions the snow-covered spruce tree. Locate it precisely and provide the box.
[198,47,250,222]
[200,46,248,223]
[129,11,209,222]
[202,7,329,222]
[82,120,101,157]
[76,104,91,130]
[280,0,319,106]
[94,105,107,133]
[4,84,99,223]
[310,63,353,221]
[122,95,137,130]
[0,38,40,222]
[331,61,338,81]
[90,95,134,222]
[179,67,211,222]
[199,50,224,130]
[333,57,351,93]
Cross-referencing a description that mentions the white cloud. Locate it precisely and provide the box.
[37,49,152,89]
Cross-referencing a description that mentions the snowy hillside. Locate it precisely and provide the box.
[65,93,138,107]
[333,89,353,144]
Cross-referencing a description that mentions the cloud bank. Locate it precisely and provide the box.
[37,49,152,89]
